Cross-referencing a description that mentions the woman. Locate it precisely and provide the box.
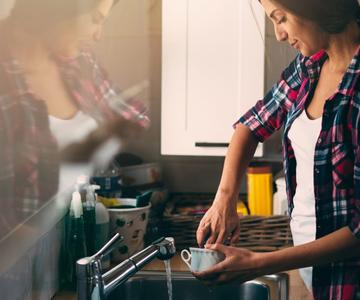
[195,0,360,299]
[0,0,149,240]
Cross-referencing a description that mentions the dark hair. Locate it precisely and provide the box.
[12,0,98,20]
[9,0,117,31]
[271,0,360,33]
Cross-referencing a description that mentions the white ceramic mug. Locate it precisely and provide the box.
[180,247,225,272]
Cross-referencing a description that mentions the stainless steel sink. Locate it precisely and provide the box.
[107,271,288,300]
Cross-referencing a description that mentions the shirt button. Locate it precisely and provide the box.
[315,168,320,174]
[317,138,322,144]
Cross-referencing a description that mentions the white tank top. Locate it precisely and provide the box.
[287,109,322,291]
[49,111,98,192]
[49,111,98,150]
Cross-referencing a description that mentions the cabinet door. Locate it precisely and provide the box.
[162,0,265,156]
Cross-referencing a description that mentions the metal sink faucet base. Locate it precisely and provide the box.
[76,234,176,300]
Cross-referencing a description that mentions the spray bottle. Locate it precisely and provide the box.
[75,175,89,201]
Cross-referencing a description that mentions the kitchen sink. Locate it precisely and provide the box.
[107,271,288,300]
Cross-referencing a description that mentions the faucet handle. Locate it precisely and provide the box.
[94,233,124,259]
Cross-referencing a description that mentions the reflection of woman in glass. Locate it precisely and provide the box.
[0,0,149,239]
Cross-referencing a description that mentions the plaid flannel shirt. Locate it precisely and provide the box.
[238,47,360,300]
[0,49,149,240]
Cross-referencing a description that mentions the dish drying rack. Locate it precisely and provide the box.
[162,193,292,252]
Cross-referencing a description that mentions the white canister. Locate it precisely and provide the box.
[108,201,151,263]
[95,201,110,268]
[273,177,288,215]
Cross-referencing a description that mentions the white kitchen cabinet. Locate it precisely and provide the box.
[161,0,265,156]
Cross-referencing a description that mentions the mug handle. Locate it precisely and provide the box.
[180,249,191,270]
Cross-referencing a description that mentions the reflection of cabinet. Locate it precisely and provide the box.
[161,0,265,156]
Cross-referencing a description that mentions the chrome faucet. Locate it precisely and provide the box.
[76,233,176,300]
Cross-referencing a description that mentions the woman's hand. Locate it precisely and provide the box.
[60,117,143,162]
[196,199,241,247]
[192,244,264,285]
[196,124,258,247]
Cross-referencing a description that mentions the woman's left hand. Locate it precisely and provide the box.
[192,244,265,285]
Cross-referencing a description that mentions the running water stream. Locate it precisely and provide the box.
[164,260,173,300]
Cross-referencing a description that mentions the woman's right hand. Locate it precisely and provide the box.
[60,117,143,162]
[196,198,241,247]
[196,124,258,247]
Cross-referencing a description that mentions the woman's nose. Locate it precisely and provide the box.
[274,26,287,42]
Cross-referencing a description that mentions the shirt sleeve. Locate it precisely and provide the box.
[351,150,360,239]
[235,53,306,142]
[350,97,360,238]
[80,50,150,129]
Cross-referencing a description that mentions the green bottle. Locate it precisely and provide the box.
[66,191,87,290]
[83,185,100,255]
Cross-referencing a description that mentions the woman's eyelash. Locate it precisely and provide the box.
[277,17,286,24]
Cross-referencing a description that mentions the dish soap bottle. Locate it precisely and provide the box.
[76,175,89,201]
[66,191,87,289]
[94,188,110,269]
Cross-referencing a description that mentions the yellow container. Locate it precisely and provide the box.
[247,165,273,216]
[236,200,249,216]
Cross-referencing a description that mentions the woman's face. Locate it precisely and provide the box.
[260,0,328,56]
[49,0,114,56]
[76,0,115,48]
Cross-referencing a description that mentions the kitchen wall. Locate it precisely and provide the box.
[95,0,297,194]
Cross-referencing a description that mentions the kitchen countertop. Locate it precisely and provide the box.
[54,254,313,300]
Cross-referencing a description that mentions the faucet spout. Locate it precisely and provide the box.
[103,237,175,295]
[76,235,176,300]
[153,237,176,260]
[131,237,176,267]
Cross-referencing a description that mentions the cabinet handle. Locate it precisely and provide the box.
[195,142,229,148]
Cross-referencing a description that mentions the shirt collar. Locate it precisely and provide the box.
[304,45,360,96]
[303,50,328,82]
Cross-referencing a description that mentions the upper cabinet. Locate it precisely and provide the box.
[161,0,265,156]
